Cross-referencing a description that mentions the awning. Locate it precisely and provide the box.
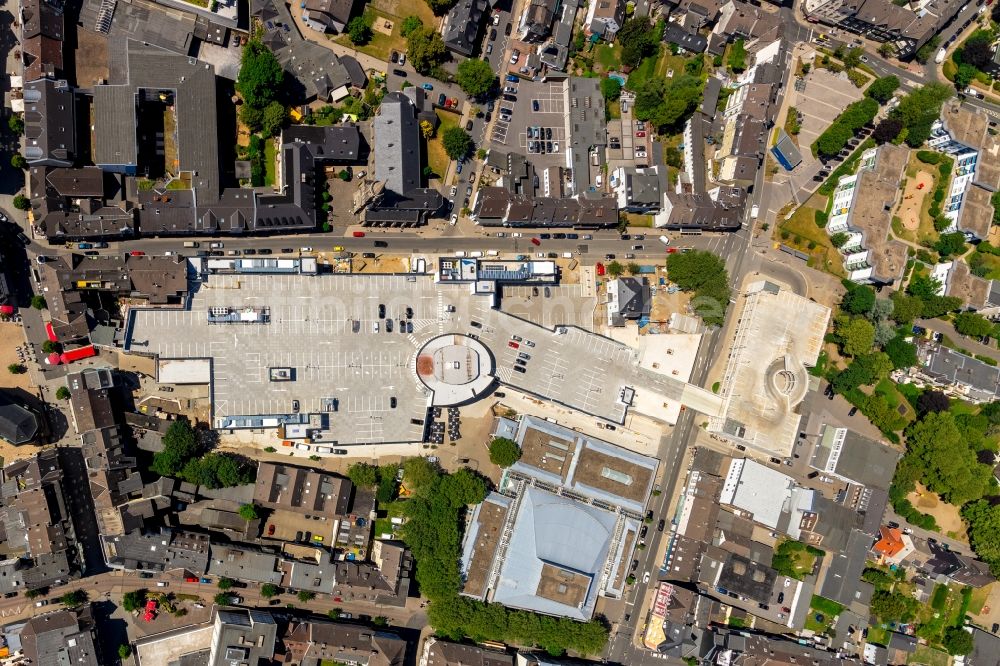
[46,353,61,365]
[0,305,14,315]
[45,322,57,342]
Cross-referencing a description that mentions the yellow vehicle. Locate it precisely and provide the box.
[333,245,345,252]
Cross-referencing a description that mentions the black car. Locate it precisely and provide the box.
[539,233,551,239]
[532,100,539,111]
[639,525,647,538]
[243,248,257,255]
[552,233,566,239]
[657,519,666,532]
[390,396,397,408]
[385,319,393,333]
[605,253,616,260]
[281,248,294,253]
[405,307,413,319]
[777,592,785,603]
[399,319,406,333]
[393,68,407,77]
[503,94,517,102]
[362,252,376,258]
[465,120,473,131]
[505,22,512,35]
[566,233,579,239]
[16,232,30,246]
[513,365,526,373]
[378,304,386,318]
[438,93,447,106]
[490,28,497,41]
[546,141,552,152]
[390,51,399,63]
[848,406,859,416]
[258,248,272,254]
[374,240,388,248]
[210,250,224,256]
[545,128,552,140]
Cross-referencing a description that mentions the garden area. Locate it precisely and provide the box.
[427,109,459,180]
[771,540,824,580]
[332,2,437,63]
[776,195,845,277]
[804,595,843,634]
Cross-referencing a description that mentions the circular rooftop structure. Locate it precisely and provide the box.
[416,334,495,406]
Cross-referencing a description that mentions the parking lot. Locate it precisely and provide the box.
[126,272,725,445]
[491,80,569,170]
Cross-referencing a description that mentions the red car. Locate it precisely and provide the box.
[530,237,541,246]
[596,262,606,276]
[635,131,646,138]
[352,231,366,237]
[267,524,275,536]
[185,576,197,582]
[143,599,158,622]
[508,341,519,349]
[448,98,459,108]
[666,247,677,253]
[129,250,145,256]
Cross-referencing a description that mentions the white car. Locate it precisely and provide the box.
[450,214,458,225]
[301,246,313,252]
[492,12,500,25]
[399,53,406,66]
[510,50,520,65]
[511,232,523,237]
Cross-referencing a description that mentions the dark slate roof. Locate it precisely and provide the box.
[442,0,489,56]
[819,529,874,610]
[282,125,362,162]
[0,394,39,445]
[22,79,75,166]
[339,56,368,88]
[662,22,707,53]
[613,277,652,321]
[374,92,423,196]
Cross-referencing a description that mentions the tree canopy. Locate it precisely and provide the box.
[151,420,199,477]
[943,627,975,656]
[347,462,379,487]
[891,83,953,147]
[347,16,373,45]
[633,75,703,133]
[935,231,967,258]
[834,315,875,357]
[954,311,993,338]
[904,411,992,506]
[237,40,284,110]
[866,76,899,104]
[962,500,1000,574]
[666,251,730,327]
[601,77,622,101]
[618,17,660,68]
[406,26,448,74]
[842,284,876,315]
[238,504,258,521]
[488,437,521,467]
[455,59,496,98]
[400,15,423,36]
[442,127,473,160]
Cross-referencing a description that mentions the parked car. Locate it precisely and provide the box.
[437,93,447,106]
[390,51,399,63]
[392,69,407,77]
[421,83,433,90]
[510,50,520,64]
[490,28,497,41]
[532,100,539,111]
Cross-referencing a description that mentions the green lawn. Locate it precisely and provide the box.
[264,140,277,187]
[804,595,843,634]
[968,584,991,615]
[331,2,437,64]
[866,626,890,646]
[909,646,950,666]
[778,200,845,277]
[593,43,622,73]
[427,110,459,180]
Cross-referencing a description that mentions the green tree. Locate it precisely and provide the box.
[842,284,876,315]
[861,567,894,588]
[260,102,286,137]
[935,231,967,258]
[830,232,850,248]
[843,47,864,68]
[442,127,473,161]
[873,118,903,144]
[328,607,343,619]
[400,15,423,36]
[960,30,993,69]
[955,63,977,91]
[425,0,457,15]
[13,194,30,211]
[217,577,236,591]
[122,590,146,613]
[297,590,315,602]
[118,645,132,659]
[666,250,731,327]
[870,589,918,622]
[214,592,235,605]
[41,340,60,354]
[237,40,284,109]
[633,75,702,132]
[885,336,918,369]
[488,437,521,467]
[238,504,258,521]
[601,77,622,101]
[31,295,46,310]
[8,114,24,135]
[954,311,994,338]
[55,386,71,400]
[963,500,1000,570]
[905,411,991,505]
[943,627,975,656]
[403,457,439,491]
[260,583,280,598]
[618,17,659,68]
[835,316,875,356]
[151,420,199,478]
[60,590,87,608]
[347,16,373,45]
[406,26,448,74]
[347,462,379,487]
[866,76,900,103]
[891,83,953,147]
[607,260,625,278]
[455,59,496,97]
[7,364,25,375]
[11,154,27,169]
[626,262,641,275]
[338,169,351,181]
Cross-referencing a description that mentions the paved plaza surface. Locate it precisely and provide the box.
[126,272,722,445]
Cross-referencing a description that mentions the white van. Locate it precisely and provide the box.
[315,446,332,454]
[561,252,573,258]
[658,235,671,246]
[455,251,467,257]
[470,251,484,258]
[373,321,379,333]
[183,241,199,248]
[486,250,499,256]
[210,241,223,249]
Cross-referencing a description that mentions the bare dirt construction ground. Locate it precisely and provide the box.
[907,483,969,542]
[896,170,934,233]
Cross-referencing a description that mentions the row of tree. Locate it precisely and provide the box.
[395,460,609,655]
[665,250,730,327]
[813,97,878,157]
[151,420,255,489]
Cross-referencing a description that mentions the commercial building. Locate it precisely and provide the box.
[18,606,102,666]
[607,277,652,326]
[809,425,899,491]
[0,392,40,445]
[22,78,76,167]
[611,167,662,213]
[135,607,277,666]
[460,416,657,620]
[709,280,831,457]
[802,0,963,58]
[283,622,407,666]
[910,342,1000,403]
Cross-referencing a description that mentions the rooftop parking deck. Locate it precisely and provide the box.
[126,272,723,445]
